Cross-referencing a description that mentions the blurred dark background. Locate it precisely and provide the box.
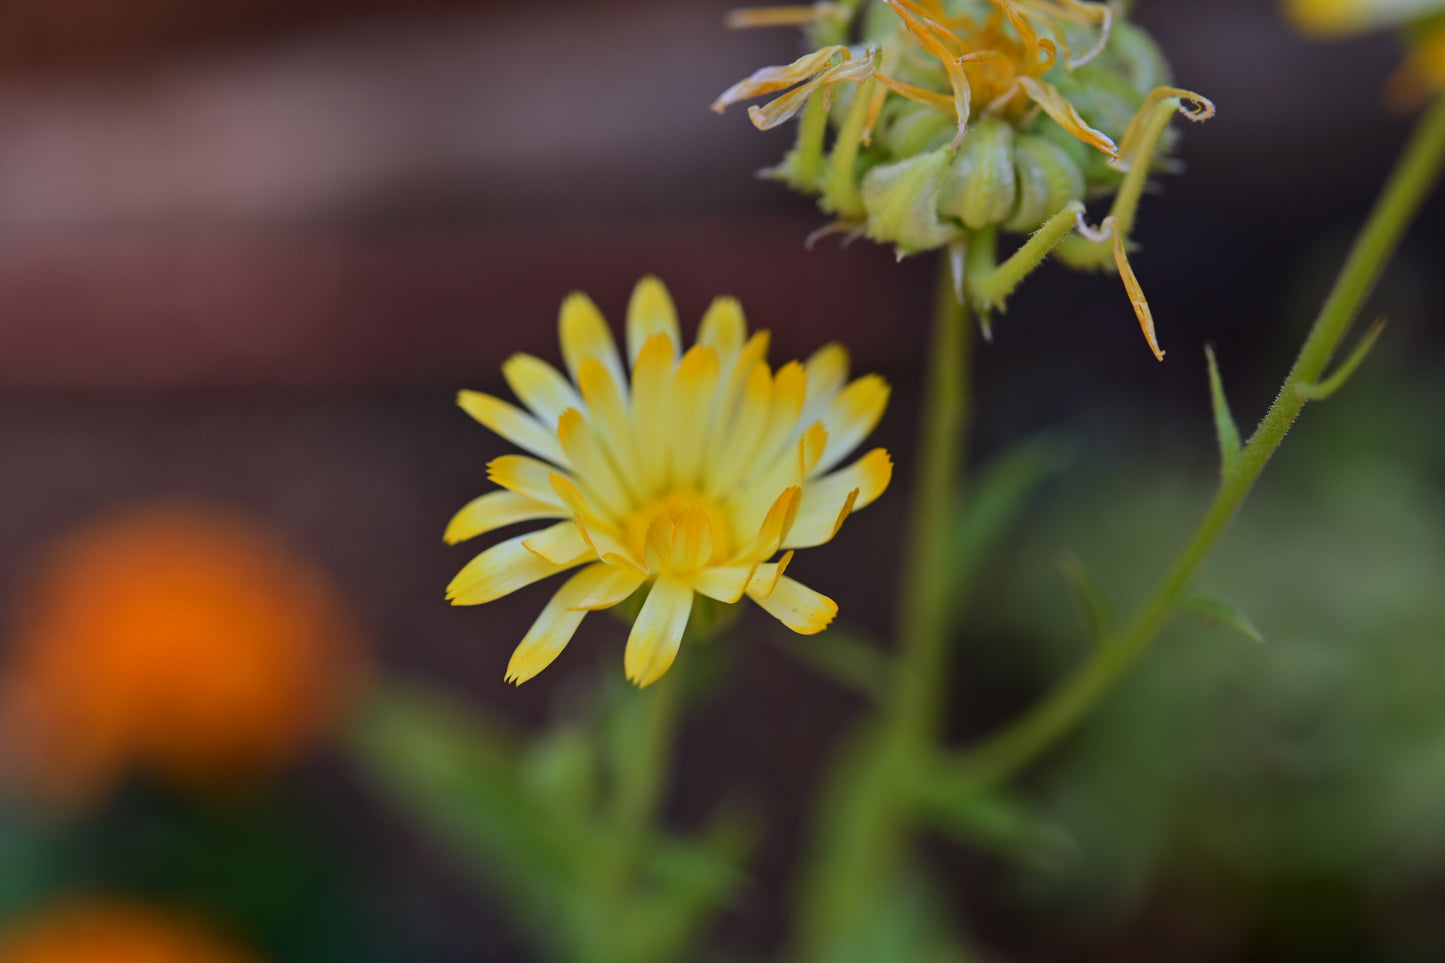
[0,0,1441,961]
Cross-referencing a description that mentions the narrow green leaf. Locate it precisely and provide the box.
[1296,317,1387,401]
[1180,595,1265,644]
[773,626,892,702]
[1055,552,1113,646]
[343,684,595,959]
[625,807,758,963]
[1205,345,1242,475]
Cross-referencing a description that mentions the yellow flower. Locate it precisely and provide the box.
[1285,0,1445,97]
[1284,0,1445,35]
[446,278,892,688]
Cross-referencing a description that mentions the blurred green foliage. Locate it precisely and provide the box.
[345,678,755,963]
[970,357,1445,960]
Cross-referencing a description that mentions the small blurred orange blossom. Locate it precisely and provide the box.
[0,506,363,805]
[0,902,262,963]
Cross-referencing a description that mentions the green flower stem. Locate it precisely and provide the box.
[957,93,1445,786]
[894,256,974,739]
[606,670,680,884]
[791,255,972,962]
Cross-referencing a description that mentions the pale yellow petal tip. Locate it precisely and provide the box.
[794,595,839,635]
[626,666,669,689]
[503,662,542,686]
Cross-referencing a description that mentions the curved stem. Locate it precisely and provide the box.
[958,94,1445,785]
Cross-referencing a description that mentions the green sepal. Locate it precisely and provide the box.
[1205,345,1243,476]
[861,147,959,256]
[938,115,1017,230]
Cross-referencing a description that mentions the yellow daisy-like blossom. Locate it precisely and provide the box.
[1284,0,1445,35]
[446,277,892,688]
[1284,0,1445,96]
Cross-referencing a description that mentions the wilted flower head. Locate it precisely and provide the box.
[0,507,363,806]
[714,0,1213,358]
[446,277,891,688]
[1284,0,1445,99]
[0,902,263,963]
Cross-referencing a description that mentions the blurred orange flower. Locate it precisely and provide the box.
[0,506,363,805]
[0,902,263,963]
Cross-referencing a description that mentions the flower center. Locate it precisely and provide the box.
[622,489,735,567]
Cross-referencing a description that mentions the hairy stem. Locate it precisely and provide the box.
[958,93,1445,785]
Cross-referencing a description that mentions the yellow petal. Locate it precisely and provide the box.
[745,56,877,131]
[559,291,627,391]
[746,550,794,598]
[573,514,645,572]
[748,575,837,634]
[457,390,569,466]
[782,486,858,549]
[747,360,809,477]
[643,515,674,574]
[1019,77,1118,157]
[717,330,772,413]
[711,45,851,114]
[626,276,681,366]
[671,508,715,574]
[624,578,694,688]
[446,526,582,605]
[521,520,592,566]
[736,486,802,564]
[502,353,583,429]
[670,344,721,487]
[567,563,648,611]
[576,356,639,477]
[800,421,828,480]
[705,360,773,497]
[691,563,759,604]
[557,409,636,518]
[697,296,747,359]
[505,563,614,685]
[814,374,890,475]
[799,448,893,518]
[443,490,565,545]
[488,454,575,509]
[802,342,850,421]
[630,333,675,495]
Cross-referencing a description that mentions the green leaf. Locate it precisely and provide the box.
[947,435,1070,624]
[1180,595,1265,644]
[1205,345,1243,475]
[624,807,758,963]
[772,626,892,701]
[1055,552,1113,646]
[343,684,596,962]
